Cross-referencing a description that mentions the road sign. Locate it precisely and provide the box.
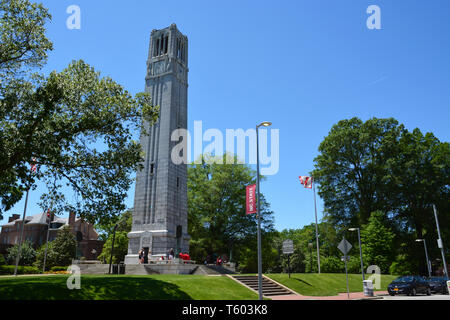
[338,237,352,299]
[338,238,352,255]
[282,240,294,254]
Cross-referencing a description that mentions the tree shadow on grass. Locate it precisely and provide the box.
[293,278,313,286]
[0,276,193,300]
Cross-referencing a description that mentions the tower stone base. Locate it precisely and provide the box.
[124,228,190,264]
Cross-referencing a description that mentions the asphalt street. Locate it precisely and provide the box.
[379,293,450,300]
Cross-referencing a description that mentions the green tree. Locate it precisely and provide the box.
[387,128,449,239]
[34,241,56,270]
[6,240,36,266]
[320,256,343,273]
[97,231,129,264]
[312,117,449,272]
[96,209,133,242]
[35,226,76,269]
[188,154,275,267]
[360,211,395,274]
[389,252,418,276]
[0,0,52,80]
[0,0,159,224]
[312,117,404,228]
[52,226,77,266]
[95,209,132,263]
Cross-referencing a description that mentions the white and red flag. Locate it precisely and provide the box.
[30,158,37,173]
[299,176,313,189]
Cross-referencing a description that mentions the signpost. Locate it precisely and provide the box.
[338,237,352,299]
[282,240,294,278]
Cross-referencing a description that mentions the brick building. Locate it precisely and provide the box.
[0,212,103,260]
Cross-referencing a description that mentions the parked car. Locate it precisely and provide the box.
[426,277,449,294]
[387,276,431,296]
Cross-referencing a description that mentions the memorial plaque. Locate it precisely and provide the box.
[282,239,294,254]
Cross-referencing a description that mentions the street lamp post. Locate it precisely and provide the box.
[416,239,432,277]
[42,209,52,273]
[349,228,364,281]
[308,242,313,273]
[256,121,271,300]
[108,224,118,275]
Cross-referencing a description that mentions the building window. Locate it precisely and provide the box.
[176,38,181,60]
[177,177,180,188]
[150,163,155,175]
[155,39,160,57]
[164,35,168,54]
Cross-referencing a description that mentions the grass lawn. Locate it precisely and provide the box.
[266,273,399,296]
[0,274,258,300]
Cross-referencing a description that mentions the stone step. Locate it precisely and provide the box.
[230,275,295,297]
[191,265,237,275]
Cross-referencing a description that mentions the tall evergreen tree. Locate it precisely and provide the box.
[361,211,395,274]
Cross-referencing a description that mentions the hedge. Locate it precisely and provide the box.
[50,266,69,272]
[0,265,42,275]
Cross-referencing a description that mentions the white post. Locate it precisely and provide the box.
[312,178,321,274]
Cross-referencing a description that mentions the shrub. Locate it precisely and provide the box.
[320,256,344,273]
[389,254,417,275]
[6,241,36,266]
[44,270,69,274]
[0,265,42,275]
[34,226,76,270]
[347,255,363,274]
[50,266,69,272]
[0,254,6,265]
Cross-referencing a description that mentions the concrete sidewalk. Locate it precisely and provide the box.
[270,291,388,300]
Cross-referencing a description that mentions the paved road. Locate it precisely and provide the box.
[379,293,450,300]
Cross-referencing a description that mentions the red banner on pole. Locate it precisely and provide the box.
[246,184,257,214]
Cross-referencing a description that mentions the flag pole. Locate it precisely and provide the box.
[42,202,53,273]
[312,177,321,274]
[14,158,37,276]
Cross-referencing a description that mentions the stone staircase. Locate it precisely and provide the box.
[230,275,296,297]
[191,265,237,275]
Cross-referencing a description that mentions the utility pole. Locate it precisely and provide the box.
[433,205,448,278]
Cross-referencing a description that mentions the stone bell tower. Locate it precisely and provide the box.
[125,24,189,264]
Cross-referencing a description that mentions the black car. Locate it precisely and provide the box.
[426,277,449,294]
[388,276,431,296]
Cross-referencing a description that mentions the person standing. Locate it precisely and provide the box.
[147,249,152,263]
[138,248,144,264]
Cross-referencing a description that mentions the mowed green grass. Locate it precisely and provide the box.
[266,273,399,296]
[0,274,258,300]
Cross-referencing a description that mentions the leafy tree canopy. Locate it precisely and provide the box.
[0,0,159,224]
[188,153,275,267]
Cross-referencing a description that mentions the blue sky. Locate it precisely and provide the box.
[2,0,450,231]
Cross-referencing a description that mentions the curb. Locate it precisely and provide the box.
[355,296,384,300]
